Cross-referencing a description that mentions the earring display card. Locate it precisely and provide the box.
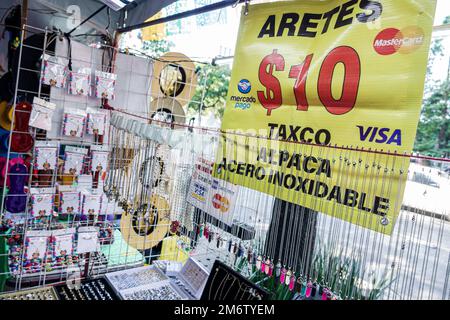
[91,150,108,173]
[95,70,117,100]
[23,230,51,265]
[62,108,87,138]
[105,266,169,293]
[68,68,91,96]
[76,226,99,254]
[81,192,102,216]
[63,151,85,175]
[41,54,67,88]
[52,228,75,257]
[34,142,58,170]
[59,190,81,215]
[54,277,120,301]
[86,107,107,135]
[30,188,55,218]
[29,97,56,131]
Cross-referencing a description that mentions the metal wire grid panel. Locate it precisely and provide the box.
[0,24,207,292]
[0,23,448,301]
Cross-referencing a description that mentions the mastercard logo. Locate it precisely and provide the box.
[373,26,425,56]
[212,193,230,213]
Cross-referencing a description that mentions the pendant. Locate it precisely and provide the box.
[305,281,312,298]
[256,255,262,270]
[208,232,214,242]
[285,269,292,286]
[199,224,204,238]
[311,283,317,297]
[280,267,286,284]
[295,277,303,293]
[247,248,253,263]
[231,241,236,254]
[216,236,221,248]
[289,273,296,291]
[300,281,307,296]
[275,261,281,277]
[227,239,232,252]
[264,258,270,275]
[261,256,266,272]
[204,226,209,239]
[268,262,274,276]
[322,288,328,301]
[252,253,257,266]
[237,243,243,256]
[234,242,239,254]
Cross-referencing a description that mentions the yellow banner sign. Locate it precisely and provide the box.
[215,0,436,234]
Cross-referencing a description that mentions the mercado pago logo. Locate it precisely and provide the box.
[230,79,256,110]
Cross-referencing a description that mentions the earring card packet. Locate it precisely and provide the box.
[81,190,102,216]
[77,226,100,254]
[40,54,67,88]
[23,230,52,273]
[86,107,108,135]
[63,146,88,175]
[29,97,56,131]
[68,67,91,96]
[62,107,87,138]
[95,70,117,100]
[90,150,109,173]
[59,186,81,215]
[34,141,58,170]
[30,187,55,218]
[52,228,75,258]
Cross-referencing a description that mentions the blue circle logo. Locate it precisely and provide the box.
[237,79,251,94]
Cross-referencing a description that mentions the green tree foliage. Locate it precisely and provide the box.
[188,64,231,118]
[414,17,450,157]
[141,39,174,57]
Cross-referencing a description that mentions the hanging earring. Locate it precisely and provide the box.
[256,255,262,270]
[199,224,204,238]
[275,260,281,277]
[237,243,243,257]
[252,252,257,266]
[268,261,274,276]
[233,242,238,255]
[289,272,296,291]
[305,280,313,298]
[264,257,270,275]
[322,288,328,301]
[260,255,266,273]
[311,282,317,297]
[285,268,292,286]
[247,247,253,264]
[280,266,286,284]
[216,236,221,248]
[295,276,303,293]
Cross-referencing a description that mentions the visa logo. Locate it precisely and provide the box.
[357,126,402,146]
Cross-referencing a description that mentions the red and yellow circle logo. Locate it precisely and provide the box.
[212,193,230,213]
[373,26,424,55]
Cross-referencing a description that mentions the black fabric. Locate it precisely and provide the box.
[264,200,317,276]
[4,5,21,72]
[0,72,14,102]
[11,32,57,103]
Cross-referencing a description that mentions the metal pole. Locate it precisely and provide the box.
[117,0,246,34]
